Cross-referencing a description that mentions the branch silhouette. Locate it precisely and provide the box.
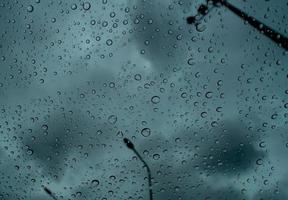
[187,0,288,50]
[43,186,58,200]
[123,138,153,200]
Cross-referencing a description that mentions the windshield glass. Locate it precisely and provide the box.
[0,0,287,199]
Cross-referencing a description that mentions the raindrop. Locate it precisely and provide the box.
[271,113,278,119]
[71,4,77,10]
[91,179,99,187]
[205,92,213,99]
[108,115,117,124]
[27,5,34,12]
[200,112,207,118]
[80,93,85,98]
[151,96,160,104]
[27,149,34,155]
[83,2,91,10]
[109,82,115,88]
[141,128,151,137]
[106,39,113,46]
[153,154,160,160]
[116,131,123,138]
[256,159,263,165]
[259,141,266,148]
[42,124,48,130]
[187,58,194,66]
[134,74,142,81]
[90,20,96,25]
[196,23,206,32]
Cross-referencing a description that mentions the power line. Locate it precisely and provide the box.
[43,186,58,200]
[187,0,288,50]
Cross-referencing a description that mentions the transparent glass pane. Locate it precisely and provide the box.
[0,0,287,199]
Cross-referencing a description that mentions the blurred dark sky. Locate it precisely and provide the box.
[0,0,288,199]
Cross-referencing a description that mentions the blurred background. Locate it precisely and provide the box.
[0,0,288,199]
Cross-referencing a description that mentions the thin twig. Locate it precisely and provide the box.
[123,138,153,200]
[187,0,288,50]
[43,187,58,200]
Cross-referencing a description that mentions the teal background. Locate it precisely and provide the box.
[0,0,288,199]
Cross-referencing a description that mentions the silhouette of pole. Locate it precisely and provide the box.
[123,138,153,200]
[187,0,288,50]
[43,187,58,200]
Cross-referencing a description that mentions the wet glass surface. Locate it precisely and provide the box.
[0,0,288,199]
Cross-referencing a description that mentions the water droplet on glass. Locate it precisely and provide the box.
[153,154,160,160]
[27,5,34,12]
[196,23,206,32]
[187,58,194,66]
[134,74,142,81]
[91,179,99,187]
[106,39,113,46]
[151,96,160,104]
[256,158,263,165]
[141,128,151,137]
[71,4,77,10]
[90,20,96,25]
[83,2,91,10]
[259,141,266,148]
[27,149,34,155]
[42,124,48,130]
[108,115,117,124]
[205,92,213,99]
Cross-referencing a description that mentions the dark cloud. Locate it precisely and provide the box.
[125,119,265,199]
[195,120,266,175]
[22,113,79,181]
[22,117,118,182]
[135,119,266,177]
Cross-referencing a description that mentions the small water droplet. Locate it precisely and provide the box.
[151,96,160,104]
[83,2,91,10]
[27,149,34,155]
[196,23,206,32]
[91,179,99,187]
[108,115,117,124]
[153,154,160,160]
[141,128,151,137]
[187,58,194,66]
[71,4,77,10]
[27,5,34,12]
[106,39,113,46]
[134,74,142,81]
[256,158,263,165]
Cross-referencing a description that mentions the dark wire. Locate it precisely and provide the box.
[43,187,58,200]
[123,138,153,200]
[220,0,288,50]
[187,0,288,50]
